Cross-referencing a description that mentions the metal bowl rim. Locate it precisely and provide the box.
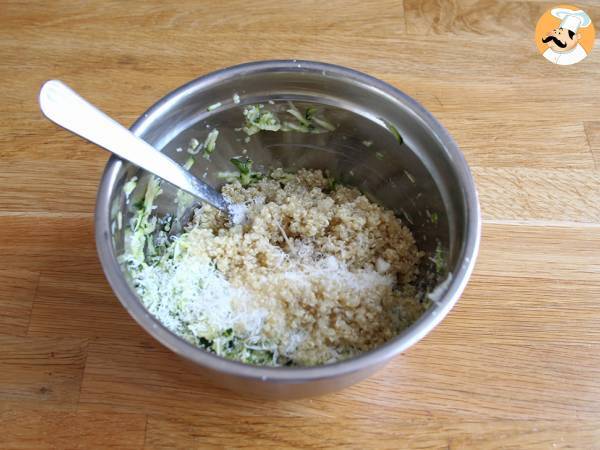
[95,59,481,382]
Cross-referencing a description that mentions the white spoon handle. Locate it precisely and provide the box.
[39,80,229,213]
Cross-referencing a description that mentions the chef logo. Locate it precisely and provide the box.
[535,5,595,65]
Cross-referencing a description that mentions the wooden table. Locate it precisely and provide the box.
[2,1,599,448]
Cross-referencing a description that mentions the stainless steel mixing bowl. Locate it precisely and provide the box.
[95,60,481,398]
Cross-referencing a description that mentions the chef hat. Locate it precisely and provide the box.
[551,8,592,33]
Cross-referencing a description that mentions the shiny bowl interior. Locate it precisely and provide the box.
[96,60,480,398]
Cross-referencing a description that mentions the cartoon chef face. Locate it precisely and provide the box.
[542,8,591,53]
[538,7,594,66]
[542,26,581,52]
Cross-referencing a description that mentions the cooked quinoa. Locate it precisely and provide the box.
[123,168,427,367]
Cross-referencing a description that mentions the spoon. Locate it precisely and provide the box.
[38,80,232,216]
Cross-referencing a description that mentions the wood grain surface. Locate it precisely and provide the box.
[1,1,599,448]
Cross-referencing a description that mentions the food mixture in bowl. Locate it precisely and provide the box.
[121,103,428,367]
[123,167,426,367]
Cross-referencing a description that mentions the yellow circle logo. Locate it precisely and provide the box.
[535,4,595,65]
